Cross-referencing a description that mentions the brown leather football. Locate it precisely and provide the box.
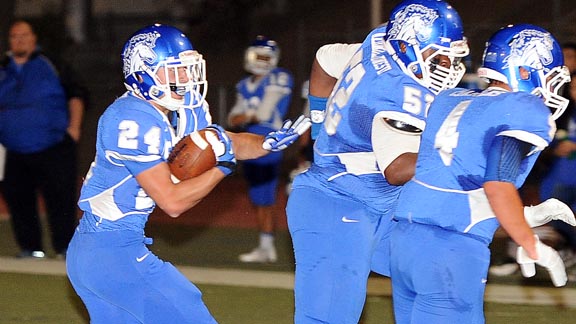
[167,129,217,181]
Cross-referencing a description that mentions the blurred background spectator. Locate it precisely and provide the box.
[0,19,87,259]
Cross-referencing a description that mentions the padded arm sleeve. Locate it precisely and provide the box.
[315,43,361,78]
[372,111,424,173]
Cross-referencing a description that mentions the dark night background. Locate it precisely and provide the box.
[1,0,575,174]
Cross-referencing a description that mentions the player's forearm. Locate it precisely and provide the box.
[484,181,538,258]
[168,168,225,216]
[227,131,268,160]
[137,163,225,218]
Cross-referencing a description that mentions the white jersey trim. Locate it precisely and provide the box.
[497,130,549,153]
[412,178,497,233]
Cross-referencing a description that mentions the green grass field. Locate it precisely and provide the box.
[1,272,576,324]
[1,219,576,323]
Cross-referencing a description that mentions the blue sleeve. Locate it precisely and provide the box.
[485,136,533,183]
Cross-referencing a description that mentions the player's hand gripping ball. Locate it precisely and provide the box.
[167,129,218,181]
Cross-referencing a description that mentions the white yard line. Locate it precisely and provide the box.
[1,256,575,308]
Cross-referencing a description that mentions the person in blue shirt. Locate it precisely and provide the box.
[389,24,573,324]
[0,19,87,259]
[65,24,309,323]
[285,1,471,322]
[228,36,294,263]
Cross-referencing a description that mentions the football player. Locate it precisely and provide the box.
[285,0,470,322]
[390,24,573,323]
[65,24,309,323]
[227,36,294,263]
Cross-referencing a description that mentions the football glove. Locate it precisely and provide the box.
[516,235,567,287]
[205,124,237,176]
[524,198,576,228]
[262,115,312,152]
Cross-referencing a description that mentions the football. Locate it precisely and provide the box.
[167,129,218,181]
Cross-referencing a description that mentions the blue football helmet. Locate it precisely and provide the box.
[385,0,469,94]
[122,24,207,111]
[244,35,280,75]
[478,24,570,120]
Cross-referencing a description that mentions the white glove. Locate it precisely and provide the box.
[516,235,567,287]
[262,115,312,152]
[524,198,576,228]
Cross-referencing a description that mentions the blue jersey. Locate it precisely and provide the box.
[77,92,212,232]
[232,67,293,164]
[235,67,293,135]
[295,26,434,215]
[394,87,555,242]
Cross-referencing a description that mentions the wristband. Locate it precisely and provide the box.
[308,94,328,140]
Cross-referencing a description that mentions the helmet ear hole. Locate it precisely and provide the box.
[519,67,530,80]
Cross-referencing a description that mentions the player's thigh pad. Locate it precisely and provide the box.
[66,230,217,324]
[287,186,380,323]
[67,232,142,323]
[390,221,489,324]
